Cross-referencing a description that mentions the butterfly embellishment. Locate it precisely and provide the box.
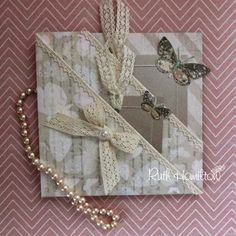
[141,91,171,120]
[156,37,210,86]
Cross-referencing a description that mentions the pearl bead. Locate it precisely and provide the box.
[61,185,68,192]
[99,208,106,215]
[102,225,107,230]
[73,195,81,202]
[77,205,84,211]
[32,159,40,165]
[111,221,117,228]
[16,99,23,106]
[45,167,52,174]
[21,129,28,137]
[56,179,63,186]
[23,137,30,145]
[79,197,86,204]
[25,145,31,152]
[28,152,35,159]
[99,128,111,141]
[17,107,23,114]
[21,122,27,129]
[106,224,111,229]
[19,114,26,121]
[66,192,74,198]
[26,88,32,95]
[20,92,26,99]
[96,220,104,227]
[38,164,45,171]
[92,208,99,215]
[90,215,98,221]
[112,215,120,221]
[51,173,58,180]
[83,208,89,214]
[86,208,91,214]
[107,209,113,216]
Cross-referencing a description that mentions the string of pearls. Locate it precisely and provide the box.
[16,88,120,230]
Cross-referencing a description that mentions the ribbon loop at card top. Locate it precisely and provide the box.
[96,0,135,111]
[43,102,140,195]
[100,0,130,60]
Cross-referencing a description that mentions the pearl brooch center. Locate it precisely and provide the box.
[99,128,112,141]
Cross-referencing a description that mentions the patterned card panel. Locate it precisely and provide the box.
[36,32,203,197]
[0,0,235,235]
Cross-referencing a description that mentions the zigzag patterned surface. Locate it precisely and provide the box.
[0,0,235,235]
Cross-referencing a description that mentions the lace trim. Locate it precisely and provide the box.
[168,114,203,151]
[36,34,202,194]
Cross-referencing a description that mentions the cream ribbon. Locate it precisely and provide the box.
[95,0,135,111]
[43,102,140,195]
[100,0,129,60]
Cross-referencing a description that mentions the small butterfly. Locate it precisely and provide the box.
[141,91,171,120]
[156,36,210,86]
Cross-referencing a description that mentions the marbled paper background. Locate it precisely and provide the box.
[0,0,235,235]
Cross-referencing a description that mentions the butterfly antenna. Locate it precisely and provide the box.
[182,56,195,63]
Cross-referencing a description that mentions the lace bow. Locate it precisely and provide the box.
[43,102,140,195]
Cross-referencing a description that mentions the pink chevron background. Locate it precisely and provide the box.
[0,0,236,235]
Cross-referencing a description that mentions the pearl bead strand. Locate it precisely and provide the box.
[16,88,120,230]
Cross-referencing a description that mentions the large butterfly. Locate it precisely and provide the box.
[156,36,210,86]
[141,91,171,120]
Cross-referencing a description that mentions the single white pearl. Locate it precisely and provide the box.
[99,128,111,141]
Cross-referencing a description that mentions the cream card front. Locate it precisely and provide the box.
[36,32,203,197]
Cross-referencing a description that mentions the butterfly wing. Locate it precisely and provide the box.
[155,58,174,74]
[172,67,191,86]
[157,37,177,62]
[151,108,161,120]
[158,106,171,118]
[151,105,171,120]
[141,91,155,112]
[181,63,210,80]
[173,63,210,86]
[156,37,177,73]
